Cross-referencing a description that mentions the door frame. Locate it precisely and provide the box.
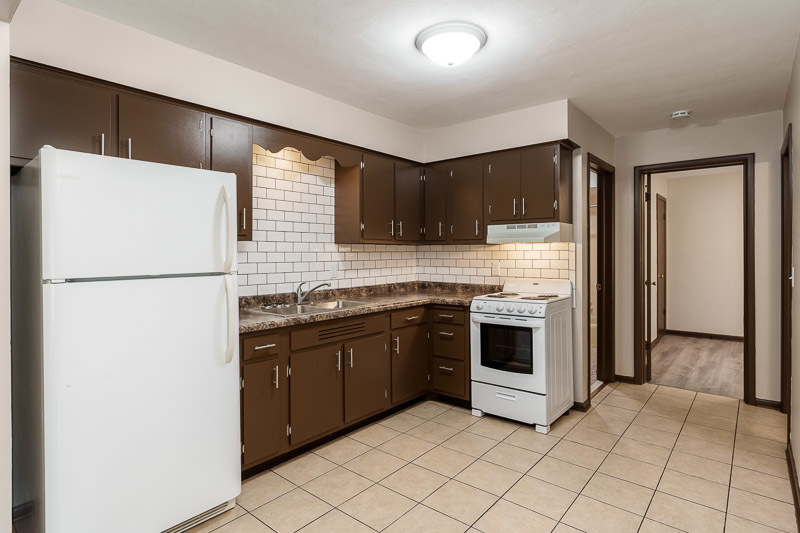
[655,194,667,345]
[781,124,793,415]
[587,154,616,390]
[633,154,755,404]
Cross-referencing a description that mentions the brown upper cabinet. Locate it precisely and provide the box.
[423,164,448,241]
[362,153,396,241]
[486,151,522,222]
[448,157,484,242]
[118,93,205,169]
[209,116,253,241]
[395,161,424,241]
[11,65,116,161]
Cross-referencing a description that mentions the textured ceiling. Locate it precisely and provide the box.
[59,0,800,135]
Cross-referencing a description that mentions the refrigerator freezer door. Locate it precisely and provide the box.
[38,147,237,280]
[42,275,240,532]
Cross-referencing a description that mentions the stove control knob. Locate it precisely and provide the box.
[475,302,484,311]
[496,304,504,312]
[516,304,525,313]
[527,307,535,314]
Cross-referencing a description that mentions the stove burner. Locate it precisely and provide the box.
[521,294,561,301]
[486,292,520,298]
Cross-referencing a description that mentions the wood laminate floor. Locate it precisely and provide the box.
[650,335,743,399]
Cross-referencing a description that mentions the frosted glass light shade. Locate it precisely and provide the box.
[415,22,487,67]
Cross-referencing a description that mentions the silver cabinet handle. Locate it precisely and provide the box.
[438,221,443,237]
[522,197,526,216]
[254,343,276,351]
[439,366,454,372]
[513,198,517,216]
[475,219,479,236]
[405,315,420,321]
[100,133,105,156]
[394,337,400,354]
[439,331,454,337]
[438,314,454,319]
[336,350,341,371]
[273,365,279,389]
[450,224,454,234]
[349,348,354,368]
[390,220,395,236]
[242,208,246,231]
[128,138,132,159]
[399,221,403,237]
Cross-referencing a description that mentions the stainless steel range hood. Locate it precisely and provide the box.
[486,222,573,244]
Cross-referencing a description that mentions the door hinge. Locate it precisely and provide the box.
[645,192,651,202]
[361,161,365,169]
[553,152,558,164]
[360,222,365,231]
[240,378,244,390]
[488,205,492,214]
[241,444,245,454]
[791,266,795,288]
[287,424,292,436]
[553,200,558,210]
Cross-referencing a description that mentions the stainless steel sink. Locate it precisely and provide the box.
[306,299,370,310]
[259,304,323,316]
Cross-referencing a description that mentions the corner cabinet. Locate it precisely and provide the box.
[448,157,485,242]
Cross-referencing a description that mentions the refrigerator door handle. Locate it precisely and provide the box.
[223,274,236,364]
[221,185,235,273]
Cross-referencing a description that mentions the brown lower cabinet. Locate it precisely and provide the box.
[344,334,391,422]
[289,345,344,446]
[391,323,430,404]
[242,358,282,465]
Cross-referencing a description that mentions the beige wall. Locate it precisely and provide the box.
[664,171,744,336]
[615,111,783,401]
[1,19,11,533]
[783,33,800,480]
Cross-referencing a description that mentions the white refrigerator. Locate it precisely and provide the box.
[12,147,241,532]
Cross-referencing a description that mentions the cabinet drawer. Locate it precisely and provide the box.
[291,314,389,351]
[432,358,465,397]
[432,325,465,360]
[432,308,465,324]
[243,333,281,360]
[390,307,427,329]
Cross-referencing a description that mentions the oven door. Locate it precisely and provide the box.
[470,313,547,394]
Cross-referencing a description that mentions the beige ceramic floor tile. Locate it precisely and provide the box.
[601,393,646,411]
[725,514,788,533]
[343,448,406,482]
[598,453,664,489]
[592,403,639,423]
[581,472,654,515]
[213,514,275,533]
[686,410,737,432]
[441,431,498,457]
[454,459,522,496]
[691,400,738,420]
[645,491,725,533]
[432,409,481,430]
[186,505,246,533]
[547,439,608,470]
[738,408,787,430]
[302,467,372,507]
[654,385,697,399]
[380,463,449,501]
[349,423,401,447]
[473,498,557,533]
[464,416,520,441]
[480,442,543,473]
[383,504,468,533]
[297,509,373,533]
[681,423,735,446]
[727,487,797,533]
[696,391,739,406]
[272,453,338,486]
[737,421,788,444]
[647,393,694,409]
[730,466,793,503]
[251,488,332,533]
[379,412,427,432]
[404,401,450,420]
[339,484,415,531]
[503,426,560,454]
[640,402,689,421]
[378,433,436,461]
[562,495,643,533]
[622,424,678,449]
[406,420,460,445]
[656,469,729,511]
[547,415,579,438]
[578,412,631,436]
[413,446,476,477]
[638,518,684,532]
[422,480,498,525]
[665,451,731,485]
[553,523,584,533]
[673,434,733,464]
[564,424,620,451]
[503,475,577,520]
[733,449,789,478]
[313,437,371,465]
[735,433,787,459]
[528,456,594,493]
[632,412,684,434]
[238,471,296,511]
[611,437,672,467]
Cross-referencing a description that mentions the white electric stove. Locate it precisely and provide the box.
[469,278,574,434]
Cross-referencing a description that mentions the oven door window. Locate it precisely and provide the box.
[479,323,533,374]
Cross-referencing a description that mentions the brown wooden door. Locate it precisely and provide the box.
[11,66,116,160]
[486,152,521,222]
[391,325,430,404]
[289,345,344,445]
[209,116,253,240]
[395,162,423,241]
[424,164,448,241]
[344,334,390,423]
[118,93,205,168]
[242,358,281,465]
[520,145,557,220]
[362,154,396,240]
[448,158,484,241]
[656,195,667,338]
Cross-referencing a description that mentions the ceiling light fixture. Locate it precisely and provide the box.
[415,22,487,67]
[671,110,691,119]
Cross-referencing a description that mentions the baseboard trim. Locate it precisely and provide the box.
[572,398,591,412]
[755,398,782,411]
[665,329,744,343]
[614,374,637,384]
[650,336,661,350]
[786,440,800,532]
[12,501,33,523]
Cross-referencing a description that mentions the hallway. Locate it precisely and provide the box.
[651,335,743,399]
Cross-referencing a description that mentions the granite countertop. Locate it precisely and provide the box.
[239,282,498,334]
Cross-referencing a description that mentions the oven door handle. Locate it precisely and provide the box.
[471,314,545,327]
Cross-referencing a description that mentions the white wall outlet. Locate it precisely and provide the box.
[328,263,338,278]
[491,261,500,276]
